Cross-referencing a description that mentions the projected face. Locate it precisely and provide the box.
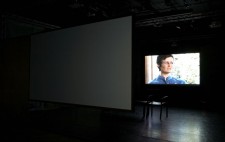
[158,57,174,75]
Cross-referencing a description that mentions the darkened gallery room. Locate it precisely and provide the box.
[1,0,225,141]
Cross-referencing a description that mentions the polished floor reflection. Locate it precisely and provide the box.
[3,103,225,142]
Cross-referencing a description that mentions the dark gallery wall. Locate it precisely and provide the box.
[0,36,30,119]
[133,20,225,110]
[1,15,225,118]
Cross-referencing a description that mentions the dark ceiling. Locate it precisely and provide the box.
[1,0,225,28]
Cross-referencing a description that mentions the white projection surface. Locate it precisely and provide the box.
[30,16,132,110]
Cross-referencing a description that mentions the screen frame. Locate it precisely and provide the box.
[144,52,200,86]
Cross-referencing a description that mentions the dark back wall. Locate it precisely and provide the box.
[133,31,225,110]
[0,36,30,119]
[1,28,225,116]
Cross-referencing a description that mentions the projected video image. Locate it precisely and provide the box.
[145,53,200,85]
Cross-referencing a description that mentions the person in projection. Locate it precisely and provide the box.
[149,54,186,84]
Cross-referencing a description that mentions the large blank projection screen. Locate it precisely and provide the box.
[30,16,132,110]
